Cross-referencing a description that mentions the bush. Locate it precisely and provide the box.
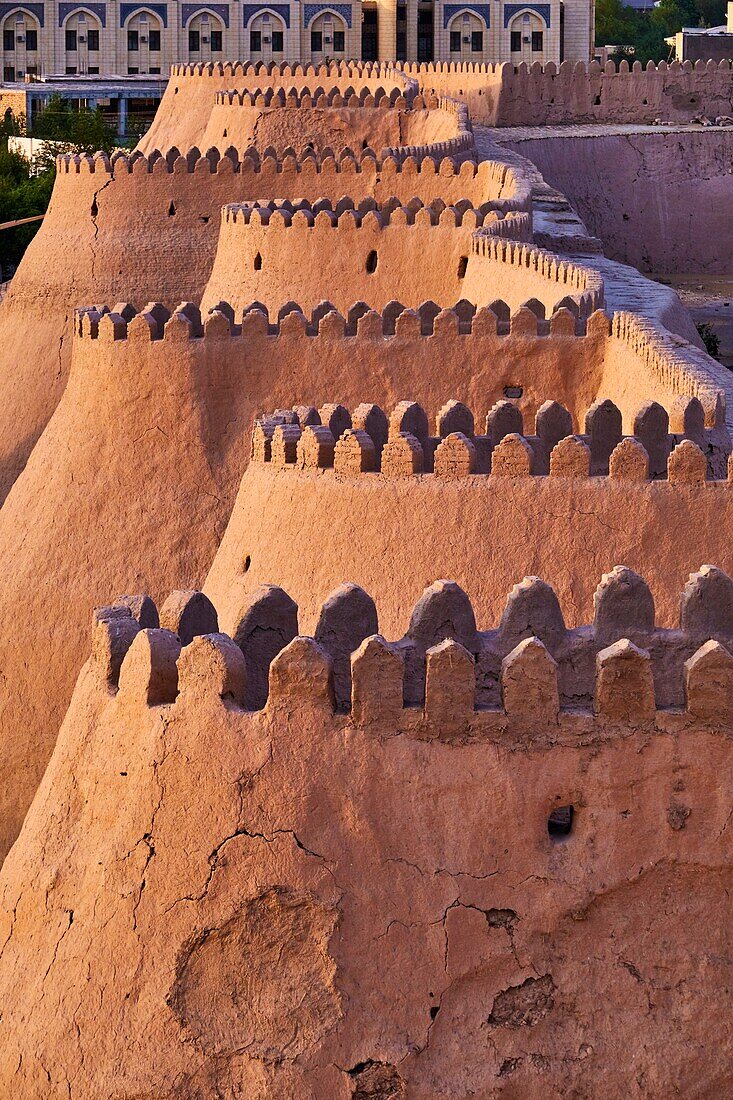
[29,95,117,172]
[596,0,726,63]
[696,322,721,360]
[0,95,119,274]
[0,135,54,274]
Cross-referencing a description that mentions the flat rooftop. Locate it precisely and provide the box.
[1,75,168,96]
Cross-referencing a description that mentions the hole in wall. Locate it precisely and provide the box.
[200,215,210,224]
[366,250,378,274]
[168,201,176,216]
[457,255,468,279]
[594,95,601,105]
[91,197,98,217]
[174,86,179,94]
[223,128,227,138]
[362,138,368,149]
[243,554,252,573]
[642,99,647,105]
[254,252,262,271]
[548,805,574,839]
[504,384,523,399]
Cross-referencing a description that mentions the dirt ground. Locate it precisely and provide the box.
[654,275,733,369]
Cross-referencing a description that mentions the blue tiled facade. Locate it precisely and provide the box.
[503,2,551,26]
[181,1,229,26]
[443,3,491,28]
[242,2,291,26]
[119,1,168,26]
[303,2,352,27]
[58,1,106,27]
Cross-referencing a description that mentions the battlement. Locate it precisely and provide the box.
[204,198,599,320]
[74,300,610,342]
[72,298,726,449]
[470,236,604,315]
[170,60,414,87]
[56,145,479,178]
[406,57,733,127]
[611,311,723,405]
[251,392,727,480]
[379,95,473,161]
[222,197,491,229]
[214,85,416,110]
[400,58,733,77]
[218,197,531,242]
[90,565,733,728]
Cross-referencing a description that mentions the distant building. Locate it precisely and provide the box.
[668,1,733,62]
[0,74,165,133]
[0,0,595,81]
[593,42,634,64]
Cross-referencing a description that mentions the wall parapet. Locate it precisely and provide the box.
[380,94,474,162]
[214,85,416,110]
[397,58,733,77]
[222,197,490,229]
[91,564,733,724]
[471,235,605,316]
[403,58,733,126]
[170,60,415,85]
[73,300,726,434]
[73,300,611,343]
[612,311,728,412]
[56,145,478,178]
[251,393,728,478]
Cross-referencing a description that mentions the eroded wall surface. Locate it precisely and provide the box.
[414,59,733,126]
[1,573,733,1096]
[496,128,733,275]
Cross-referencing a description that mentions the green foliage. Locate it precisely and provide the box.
[696,322,721,360]
[596,0,727,63]
[0,134,54,274]
[118,113,153,150]
[0,95,146,273]
[0,109,25,139]
[31,94,117,158]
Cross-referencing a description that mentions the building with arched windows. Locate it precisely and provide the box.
[0,0,592,81]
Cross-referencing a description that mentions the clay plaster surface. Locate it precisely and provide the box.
[0,606,732,1096]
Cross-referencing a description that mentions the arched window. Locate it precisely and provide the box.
[186,10,225,59]
[249,11,285,59]
[310,11,347,59]
[448,10,486,60]
[63,11,103,76]
[125,10,163,75]
[1,10,41,81]
[508,9,547,65]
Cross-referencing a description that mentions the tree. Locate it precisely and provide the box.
[596,0,638,45]
[31,95,117,157]
[694,0,726,24]
[597,0,728,60]
[0,143,54,272]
